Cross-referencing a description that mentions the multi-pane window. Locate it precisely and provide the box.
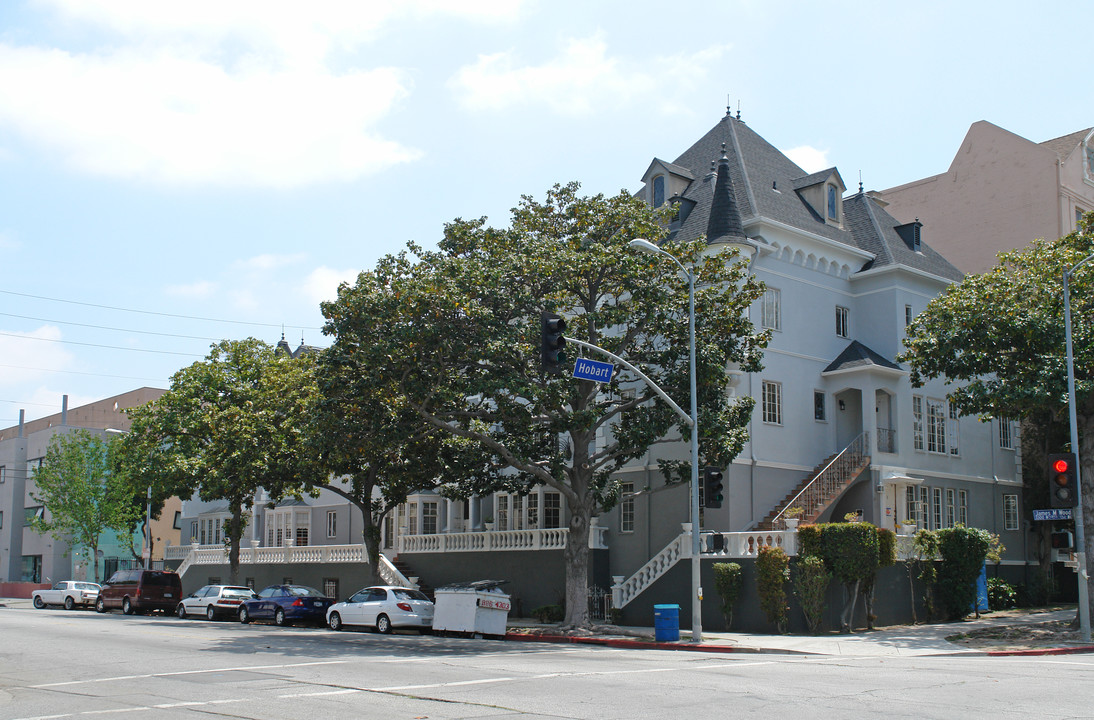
[295,527,309,546]
[620,482,635,533]
[999,418,1014,450]
[422,501,438,534]
[945,489,956,528]
[947,404,960,456]
[931,487,943,530]
[761,289,781,331]
[190,521,198,543]
[527,494,539,528]
[544,493,562,529]
[326,510,337,538]
[1003,494,1019,531]
[912,395,924,451]
[496,498,508,531]
[958,490,969,527]
[905,305,913,327]
[919,486,930,528]
[407,503,418,535]
[814,391,826,422]
[762,381,782,425]
[926,398,946,454]
[835,306,849,338]
[512,495,524,530]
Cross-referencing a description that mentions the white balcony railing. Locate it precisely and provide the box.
[398,525,608,554]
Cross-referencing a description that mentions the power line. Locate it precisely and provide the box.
[0,312,223,341]
[0,363,166,382]
[0,289,323,331]
[0,331,204,357]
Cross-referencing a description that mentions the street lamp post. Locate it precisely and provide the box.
[629,238,703,643]
[1062,258,1091,643]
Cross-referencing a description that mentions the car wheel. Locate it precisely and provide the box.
[96,597,106,613]
[176,604,187,619]
[328,612,342,631]
[206,605,217,622]
[376,614,392,634]
[274,608,287,627]
[239,606,250,624]
[122,597,133,615]
[33,596,45,609]
[64,596,76,610]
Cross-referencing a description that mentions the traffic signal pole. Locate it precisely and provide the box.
[1062,264,1091,643]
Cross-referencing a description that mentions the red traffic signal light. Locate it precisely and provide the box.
[1047,453,1079,509]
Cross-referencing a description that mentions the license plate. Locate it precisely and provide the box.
[313,601,322,607]
[164,593,173,598]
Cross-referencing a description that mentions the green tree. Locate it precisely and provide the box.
[324,183,767,628]
[125,339,316,583]
[900,217,1094,622]
[29,430,141,582]
[308,338,503,584]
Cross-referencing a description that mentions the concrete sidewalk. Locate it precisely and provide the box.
[506,609,1094,657]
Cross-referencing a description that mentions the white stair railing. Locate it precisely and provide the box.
[771,431,870,528]
[611,524,691,609]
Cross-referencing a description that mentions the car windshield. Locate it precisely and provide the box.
[222,588,254,598]
[392,589,431,602]
[287,586,324,597]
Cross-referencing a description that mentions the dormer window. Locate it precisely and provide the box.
[827,185,838,220]
[653,175,665,208]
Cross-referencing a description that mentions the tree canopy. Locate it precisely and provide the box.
[125,338,316,583]
[900,215,1094,623]
[29,429,140,582]
[323,182,768,627]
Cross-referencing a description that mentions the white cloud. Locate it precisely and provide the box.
[783,145,831,173]
[0,0,529,187]
[0,326,76,386]
[450,35,731,116]
[302,266,360,306]
[236,253,309,272]
[165,280,217,299]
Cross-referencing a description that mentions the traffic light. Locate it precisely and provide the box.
[540,312,567,371]
[703,467,725,509]
[1051,530,1075,550]
[1047,453,1079,508]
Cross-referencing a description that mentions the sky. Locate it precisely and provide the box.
[1,0,1091,425]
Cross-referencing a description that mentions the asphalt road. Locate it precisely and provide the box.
[2,604,1094,719]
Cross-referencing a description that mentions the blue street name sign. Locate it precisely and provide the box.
[1033,508,1073,521]
[572,357,615,383]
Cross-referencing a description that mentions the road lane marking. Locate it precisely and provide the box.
[28,660,348,688]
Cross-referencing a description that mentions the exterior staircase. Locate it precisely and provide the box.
[758,432,871,530]
[392,557,434,600]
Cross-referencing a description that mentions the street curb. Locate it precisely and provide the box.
[504,633,806,654]
[984,645,1094,657]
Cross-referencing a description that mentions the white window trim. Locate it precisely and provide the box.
[620,482,635,534]
[1003,494,1019,531]
[912,395,924,452]
[762,380,783,425]
[761,288,781,331]
[835,306,849,338]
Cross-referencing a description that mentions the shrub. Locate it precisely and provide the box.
[987,577,1017,611]
[937,526,991,621]
[794,555,830,634]
[756,546,790,633]
[712,562,743,630]
[531,604,564,623]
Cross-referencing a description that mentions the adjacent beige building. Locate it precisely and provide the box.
[877,121,1094,274]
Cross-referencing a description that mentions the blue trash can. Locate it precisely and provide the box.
[653,604,680,642]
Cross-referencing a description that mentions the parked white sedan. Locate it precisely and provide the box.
[32,581,100,610]
[176,585,257,620]
[327,586,434,634]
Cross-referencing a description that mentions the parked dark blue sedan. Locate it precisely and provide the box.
[238,585,333,626]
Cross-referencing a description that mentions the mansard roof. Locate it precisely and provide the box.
[657,113,962,281]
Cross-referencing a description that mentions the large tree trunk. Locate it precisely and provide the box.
[562,499,592,629]
[228,504,243,585]
[363,502,383,586]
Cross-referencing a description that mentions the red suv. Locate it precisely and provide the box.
[96,569,183,615]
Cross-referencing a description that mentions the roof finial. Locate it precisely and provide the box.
[736,101,741,121]
[858,170,863,194]
[726,94,732,117]
[721,141,728,159]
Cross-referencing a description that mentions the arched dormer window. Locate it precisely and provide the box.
[827,184,838,220]
[653,175,665,208]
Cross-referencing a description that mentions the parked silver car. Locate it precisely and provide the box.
[32,581,100,610]
[327,586,434,634]
[176,585,257,620]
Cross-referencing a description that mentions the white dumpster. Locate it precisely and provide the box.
[431,580,511,638]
